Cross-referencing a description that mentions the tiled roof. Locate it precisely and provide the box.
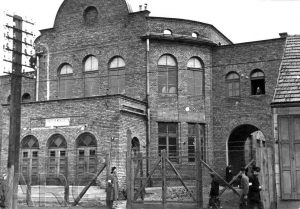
[273,35,300,104]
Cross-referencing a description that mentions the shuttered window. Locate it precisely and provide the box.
[278,116,300,200]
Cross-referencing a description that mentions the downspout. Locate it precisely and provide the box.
[35,55,39,101]
[146,38,150,177]
[37,43,50,100]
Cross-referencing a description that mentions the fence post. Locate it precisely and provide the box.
[26,183,33,206]
[126,130,132,208]
[196,124,203,208]
[161,150,167,208]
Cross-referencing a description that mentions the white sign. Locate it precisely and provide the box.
[45,118,70,127]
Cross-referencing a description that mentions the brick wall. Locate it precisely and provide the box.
[212,38,286,175]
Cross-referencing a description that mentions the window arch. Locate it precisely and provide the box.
[47,134,67,182]
[158,54,177,94]
[226,72,240,97]
[132,137,140,156]
[76,133,97,185]
[163,29,172,35]
[109,56,126,94]
[21,135,39,184]
[83,55,99,97]
[58,64,74,99]
[187,57,204,96]
[250,69,265,95]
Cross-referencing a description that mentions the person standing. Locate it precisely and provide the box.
[225,164,233,183]
[0,173,8,209]
[248,166,263,209]
[239,167,249,209]
[111,167,119,202]
[208,172,220,209]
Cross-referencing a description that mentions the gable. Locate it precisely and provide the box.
[53,0,129,30]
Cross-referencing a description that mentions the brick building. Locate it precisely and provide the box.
[0,0,299,208]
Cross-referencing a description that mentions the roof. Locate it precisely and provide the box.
[272,35,300,105]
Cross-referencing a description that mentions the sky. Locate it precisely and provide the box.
[1,0,300,43]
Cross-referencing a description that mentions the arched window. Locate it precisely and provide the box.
[83,55,99,97]
[109,56,125,94]
[84,55,98,72]
[20,135,39,184]
[226,72,240,97]
[250,69,265,95]
[84,6,98,25]
[187,57,204,96]
[22,93,31,102]
[76,133,97,185]
[58,64,74,99]
[158,54,177,94]
[163,29,172,35]
[132,137,140,156]
[47,134,67,183]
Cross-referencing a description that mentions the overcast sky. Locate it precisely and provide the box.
[1,0,300,43]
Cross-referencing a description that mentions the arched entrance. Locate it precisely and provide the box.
[20,135,39,184]
[227,124,261,175]
[75,132,97,185]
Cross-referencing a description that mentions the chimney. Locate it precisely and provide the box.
[139,5,142,11]
[144,3,148,10]
[279,32,288,38]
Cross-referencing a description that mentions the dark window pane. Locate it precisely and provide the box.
[90,149,96,156]
[32,151,38,157]
[158,123,167,134]
[50,151,55,157]
[23,152,28,158]
[159,137,167,145]
[169,137,177,145]
[168,124,177,134]
[60,150,66,157]
[79,150,85,156]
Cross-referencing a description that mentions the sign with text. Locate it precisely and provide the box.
[45,118,70,127]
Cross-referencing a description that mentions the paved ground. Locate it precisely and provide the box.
[17,185,241,209]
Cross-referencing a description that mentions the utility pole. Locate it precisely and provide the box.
[3,13,36,209]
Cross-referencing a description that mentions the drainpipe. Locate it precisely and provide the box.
[35,55,39,101]
[146,38,150,176]
[37,43,50,100]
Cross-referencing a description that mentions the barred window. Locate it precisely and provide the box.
[109,56,125,94]
[226,72,240,97]
[158,123,178,162]
[158,54,177,94]
[187,57,204,96]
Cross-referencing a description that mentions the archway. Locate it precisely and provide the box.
[227,124,260,175]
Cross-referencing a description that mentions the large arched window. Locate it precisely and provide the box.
[187,57,204,96]
[47,134,67,184]
[58,64,73,99]
[250,69,265,95]
[20,135,39,184]
[158,54,177,94]
[83,55,99,97]
[76,133,97,185]
[109,56,125,94]
[226,72,240,97]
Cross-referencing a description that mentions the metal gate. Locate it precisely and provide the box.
[126,150,202,209]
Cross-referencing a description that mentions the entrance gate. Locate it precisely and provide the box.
[126,150,202,209]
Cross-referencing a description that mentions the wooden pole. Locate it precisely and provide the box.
[161,150,166,208]
[7,15,23,209]
[196,124,203,208]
